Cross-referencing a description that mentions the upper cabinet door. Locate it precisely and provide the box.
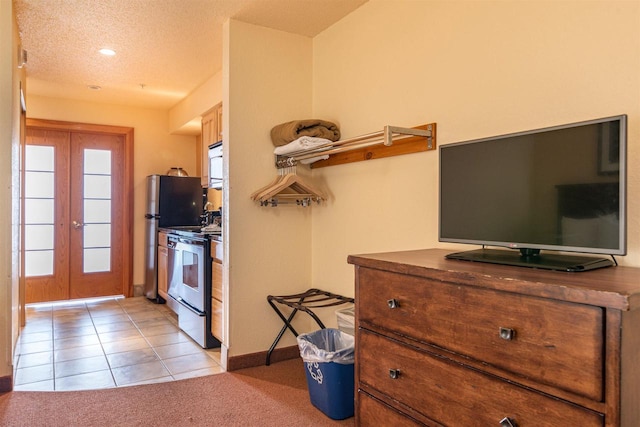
[215,105,223,143]
[200,103,222,188]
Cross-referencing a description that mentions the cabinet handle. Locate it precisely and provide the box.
[389,369,401,379]
[387,299,400,309]
[499,417,517,427]
[499,327,516,341]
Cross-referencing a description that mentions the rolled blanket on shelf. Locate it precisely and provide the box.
[271,119,340,147]
[274,136,333,165]
[273,136,333,155]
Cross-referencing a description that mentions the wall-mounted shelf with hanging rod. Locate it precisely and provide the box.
[275,123,436,169]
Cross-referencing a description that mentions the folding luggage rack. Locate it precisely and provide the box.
[265,288,354,365]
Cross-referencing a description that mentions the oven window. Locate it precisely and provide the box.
[182,250,199,290]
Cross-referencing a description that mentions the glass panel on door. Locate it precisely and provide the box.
[24,145,55,277]
[82,149,112,273]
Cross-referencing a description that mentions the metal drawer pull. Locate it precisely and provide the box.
[499,417,516,427]
[387,299,400,309]
[499,327,516,341]
[389,369,401,379]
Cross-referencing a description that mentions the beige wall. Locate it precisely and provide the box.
[223,0,640,359]
[0,0,24,383]
[310,0,640,299]
[224,20,315,356]
[26,96,198,288]
[169,71,223,135]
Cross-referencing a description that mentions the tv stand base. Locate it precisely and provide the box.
[445,248,614,272]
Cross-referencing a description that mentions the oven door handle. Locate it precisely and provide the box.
[175,236,206,247]
[176,296,205,316]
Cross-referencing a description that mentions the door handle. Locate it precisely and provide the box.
[71,220,84,229]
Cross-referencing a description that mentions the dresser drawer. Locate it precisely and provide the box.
[358,329,603,427]
[358,391,422,426]
[358,268,604,400]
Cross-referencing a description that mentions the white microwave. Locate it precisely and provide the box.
[208,143,223,189]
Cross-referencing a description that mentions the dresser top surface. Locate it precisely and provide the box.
[348,248,640,311]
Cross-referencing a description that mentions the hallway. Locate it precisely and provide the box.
[13,296,223,391]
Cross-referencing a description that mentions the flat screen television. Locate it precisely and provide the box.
[439,115,627,272]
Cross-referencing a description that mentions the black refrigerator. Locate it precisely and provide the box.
[143,175,203,301]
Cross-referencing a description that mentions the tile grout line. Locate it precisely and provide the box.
[15,303,55,389]
[116,298,180,384]
[87,300,118,389]
[52,300,95,391]
[122,299,172,384]
[51,304,57,390]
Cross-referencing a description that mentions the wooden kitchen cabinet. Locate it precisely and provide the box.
[157,231,168,301]
[348,248,640,426]
[210,239,224,342]
[200,103,222,188]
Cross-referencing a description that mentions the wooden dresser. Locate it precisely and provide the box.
[348,249,640,427]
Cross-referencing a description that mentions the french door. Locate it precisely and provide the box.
[23,120,133,303]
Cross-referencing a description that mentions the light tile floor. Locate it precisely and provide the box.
[13,296,224,391]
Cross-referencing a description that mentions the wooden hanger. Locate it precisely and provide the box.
[251,173,293,202]
[250,174,284,201]
[252,171,325,205]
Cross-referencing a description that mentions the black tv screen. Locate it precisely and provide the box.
[439,115,627,271]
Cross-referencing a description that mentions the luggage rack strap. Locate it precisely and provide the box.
[265,288,354,366]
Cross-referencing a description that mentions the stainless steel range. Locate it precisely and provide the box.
[166,231,219,349]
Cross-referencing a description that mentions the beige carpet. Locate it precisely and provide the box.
[0,358,354,426]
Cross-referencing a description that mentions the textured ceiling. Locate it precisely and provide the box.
[14,0,367,110]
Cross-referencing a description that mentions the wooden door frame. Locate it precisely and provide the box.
[24,118,134,297]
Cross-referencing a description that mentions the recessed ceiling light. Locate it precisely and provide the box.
[88,85,101,90]
[99,48,116,56]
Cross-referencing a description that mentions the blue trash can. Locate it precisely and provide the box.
[297,328,355,420]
